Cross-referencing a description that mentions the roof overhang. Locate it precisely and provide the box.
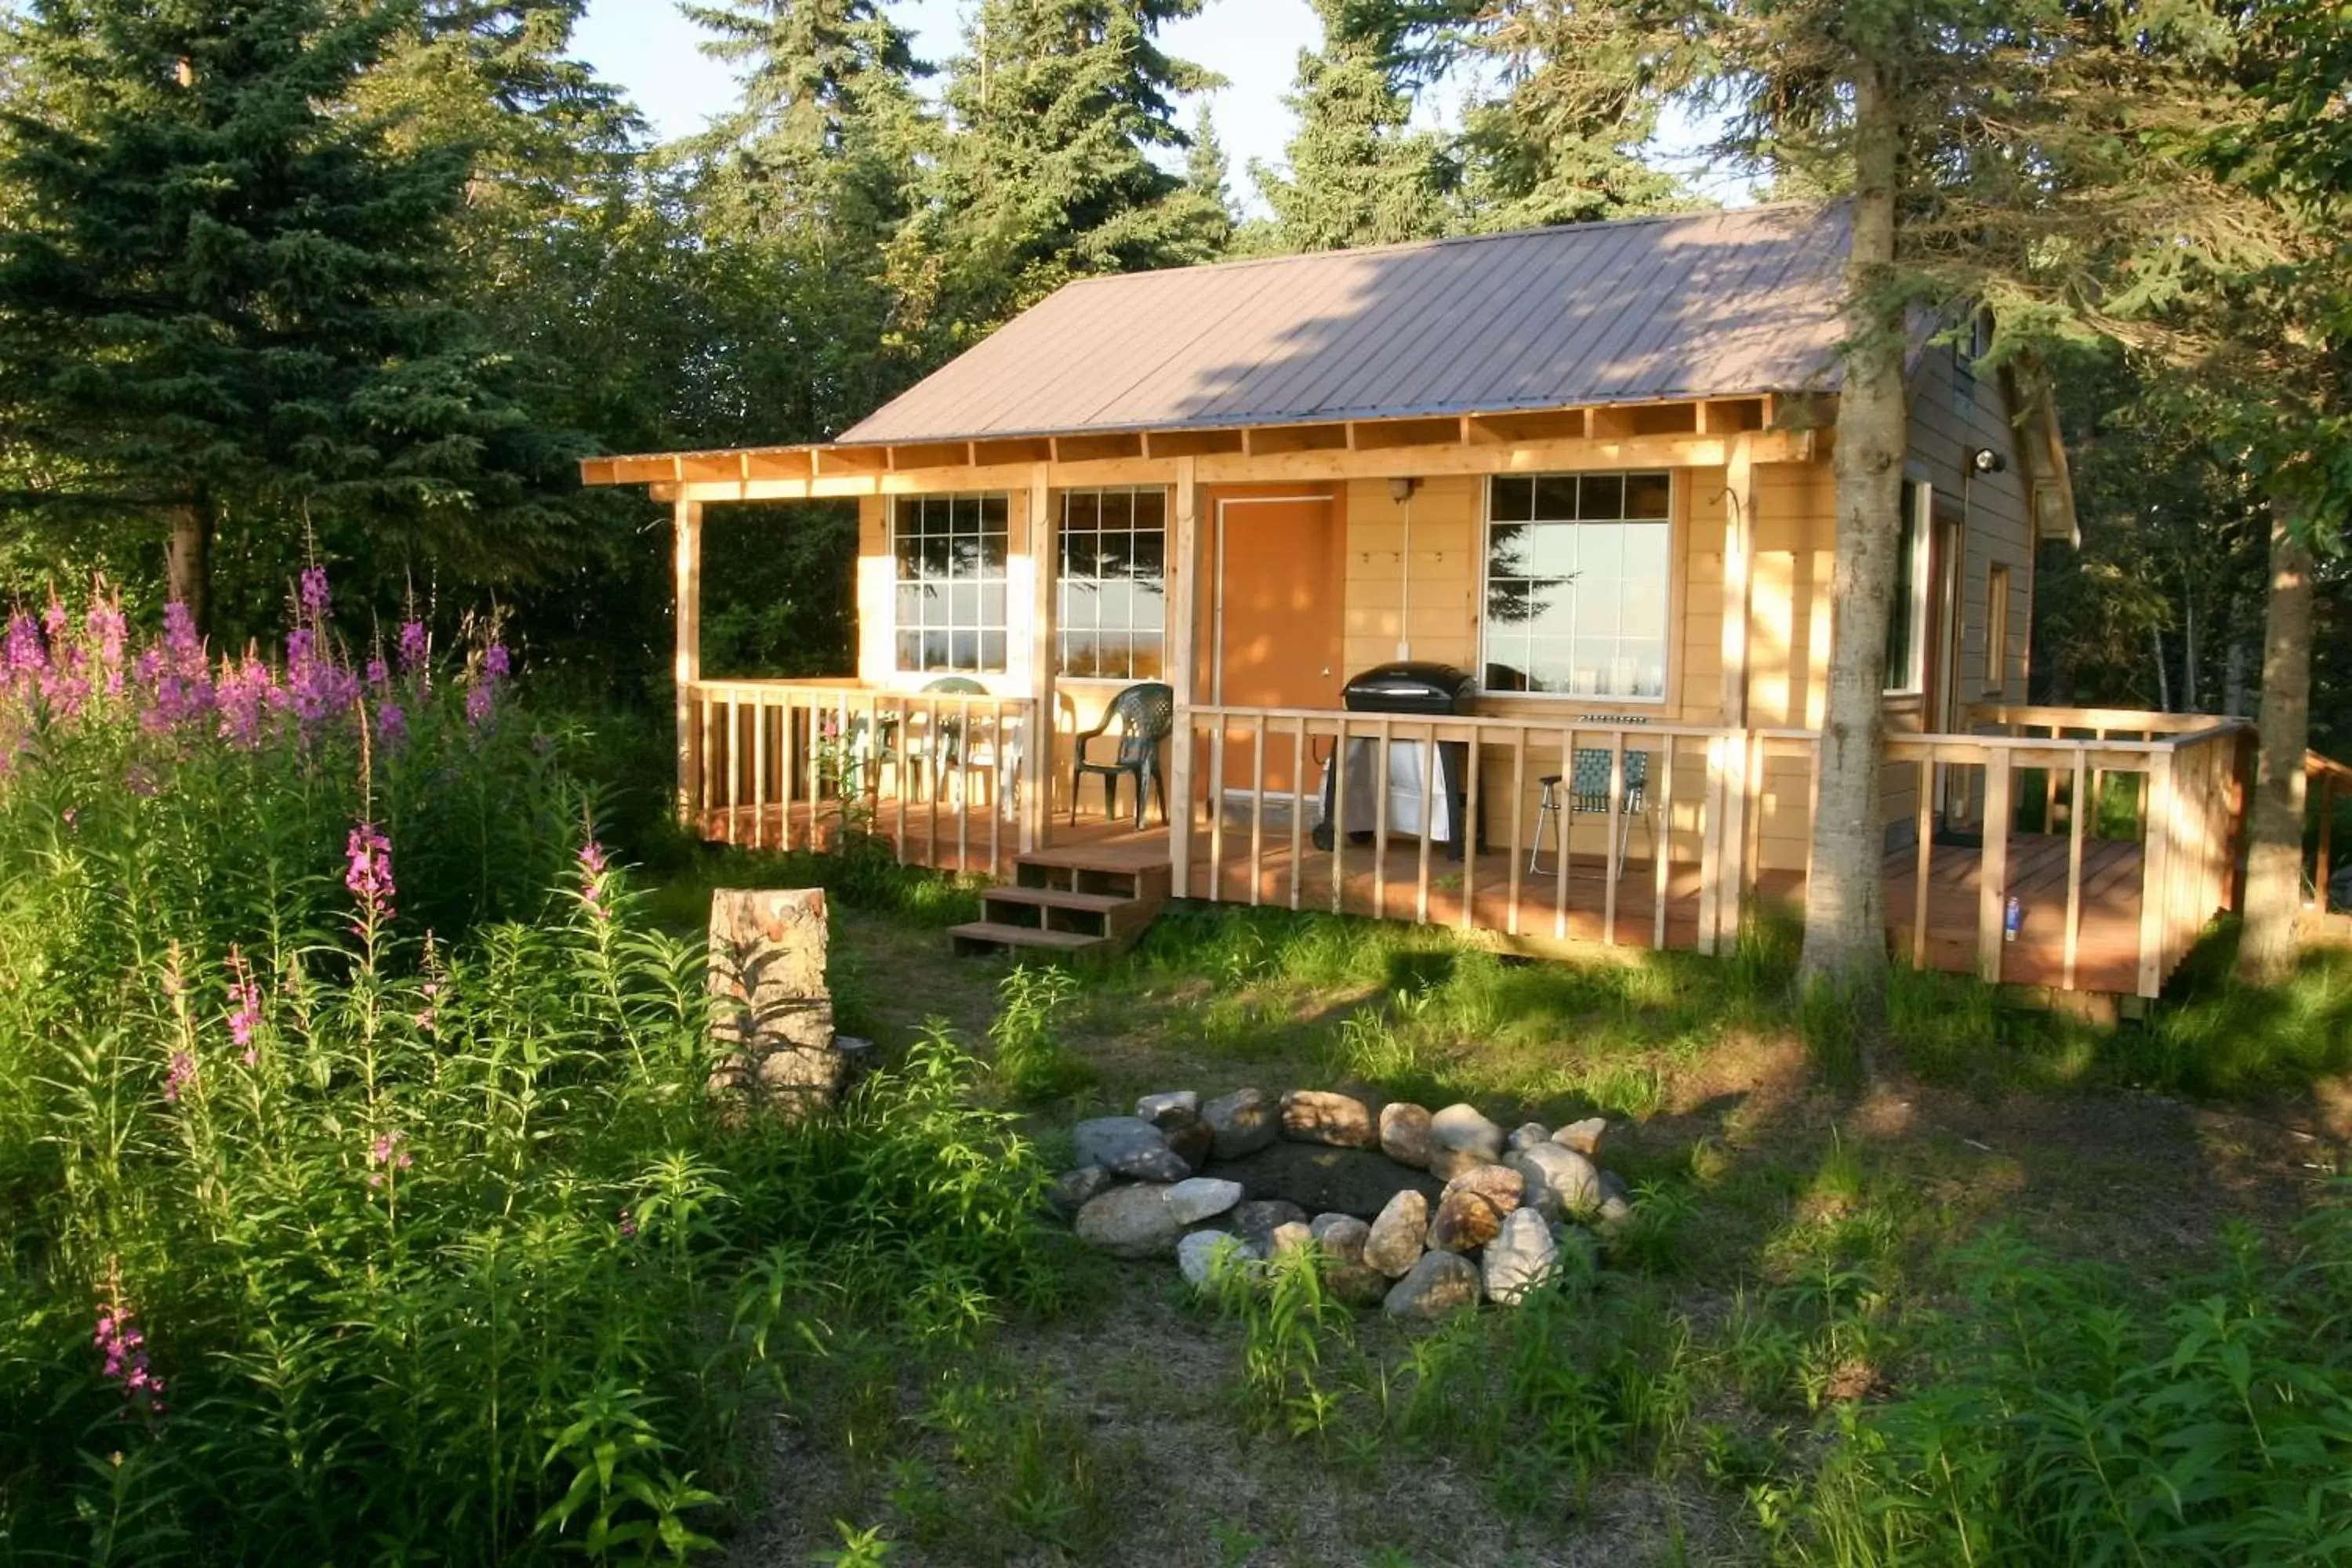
[581,393,1831,495]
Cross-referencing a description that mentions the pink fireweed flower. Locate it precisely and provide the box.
[345,822,395,927]
[299,566,331,619]
[42,596,67,644]
[4,610,44,685]
[464,682,492,725]
[397,620,428,673]
[93,1303,165,1416]
[365,655,390,688]
[226,949,262,1062]
[485,643,510,681]
[617,1207,638,1240]
[578,840,612,921]
[163,1050,195,1102]
[215,652,275,749]
[366,1129,414,1187]
[376,701,406,748]
[84,592,127,697]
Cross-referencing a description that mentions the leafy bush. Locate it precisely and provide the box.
[1765,1202,2352,1564]
[0,581,1052,1561]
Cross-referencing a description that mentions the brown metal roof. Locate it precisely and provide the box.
[840,201,1852,446]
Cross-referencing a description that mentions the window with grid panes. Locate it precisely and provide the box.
[891,493,1008,674]
[1057,487,1167,680]
[1480,471,1671,699]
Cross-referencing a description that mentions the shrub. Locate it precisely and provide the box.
[0,580,1053,1561]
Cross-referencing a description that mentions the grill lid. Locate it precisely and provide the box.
[1341,661,1478,713]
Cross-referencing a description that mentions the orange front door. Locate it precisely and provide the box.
[1211,492,1344,795]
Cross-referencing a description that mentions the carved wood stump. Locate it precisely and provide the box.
[707,887,839,1121]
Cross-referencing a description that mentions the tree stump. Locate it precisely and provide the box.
[707,888,839,1121]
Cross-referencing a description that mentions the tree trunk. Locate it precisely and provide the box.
[2151,625,2171,712]
[1797,64,1907,999]
[2224,626,2250,717]
[165,501,212,633]
[2236,497,2315,985]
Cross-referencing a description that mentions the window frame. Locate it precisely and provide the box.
[1475,470,1677,706]
[887,491,1012,677]
[1882,479,1933,697]
[1054,485,1170,684]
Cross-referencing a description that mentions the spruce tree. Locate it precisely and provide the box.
[1457,0,1681,229]
[1251,0,1457,252]
[1174,102,1236,256]
[916,0,1222,339]
[0,0,563,632]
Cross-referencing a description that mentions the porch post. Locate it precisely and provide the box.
[1023,463,1056,854]
[673,498,703,827]
[1167,456,1200,897]
[1713,436,1755,950]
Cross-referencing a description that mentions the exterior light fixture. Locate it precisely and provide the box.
[1969,447,2007,474]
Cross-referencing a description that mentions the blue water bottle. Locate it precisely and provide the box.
[2003,895,2022,943]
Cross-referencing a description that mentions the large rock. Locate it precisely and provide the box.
[1279,1089,1377,1148]
[1074,1185,1185,1258]
[1201,1142,1442,1219]
[1308,1214,1371,1265]
[1427,1163,1523,1253]
[1202,1088,1279,1159]
[1073,1116,1189,1182]
[1428,1103,1506,1180]
[1178,1229,1249,1289]
[1136,1090,1200,1130]
[1047,1165,1115,1219]
[1384,1250,1483,1321]
[1165,1177,1245,1225]
[1268,1221,1315,1258]
[1363,1189,1429,1278]
[1378,1102,1434,1168]
[1483,1207,1559,1306]
[1555,1116,1607,1156]
[1507,1142,1601,1220]
[1325,1260,1392,1308]
[1164,1117,1215,1172]
[1231,1199,1308,1250]
[1508,1122,1552,1153]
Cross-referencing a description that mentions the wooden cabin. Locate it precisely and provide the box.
[584,201,2263,1003]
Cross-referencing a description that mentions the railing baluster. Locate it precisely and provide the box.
[1249,713,1266,909]
[2319,777,2335,918]
[1208,718,1228,902]
[1912,743,1933,969]
[2064,749,2087,991]
[1288,720,1306,912]
[955,697,972,873]
[1415,721,1436,927]
[1555,726,1573,942]
[1653,739,1674,950]
[1979,748,2012,983]
[1603,731,1624,946]
[1507,727,1526,938]
[1373,718,1392,921]
[1331,715,1348,915]
[1461,731,1482,934]
[725,698,741,845]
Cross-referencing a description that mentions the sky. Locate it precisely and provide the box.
[569,0,1744,214]
[574,0,1327,212]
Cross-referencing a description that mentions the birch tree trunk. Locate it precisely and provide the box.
[1797,64,1907,996]
[2236,498,2314,984]
[165,501,210,633]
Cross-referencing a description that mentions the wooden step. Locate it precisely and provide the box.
[1013,855,1173,905]
[946,920,1108,958]
[981,884,1161,946]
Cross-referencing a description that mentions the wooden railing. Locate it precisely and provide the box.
[1177,703,2252,995]
[2310,750,2352,918]
[680,679,1033,877]
[1171,706,1795,956]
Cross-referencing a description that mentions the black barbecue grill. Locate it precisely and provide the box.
[1313,662,1478,858]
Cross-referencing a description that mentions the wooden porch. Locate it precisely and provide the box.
[681,682,2272,998]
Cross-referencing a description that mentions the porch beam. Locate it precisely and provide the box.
[673,498,702,826]
[1166,456,1200,898]
[1023,464,1055,855]
[644,427,1817,503]
[1720,433,1755,726]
